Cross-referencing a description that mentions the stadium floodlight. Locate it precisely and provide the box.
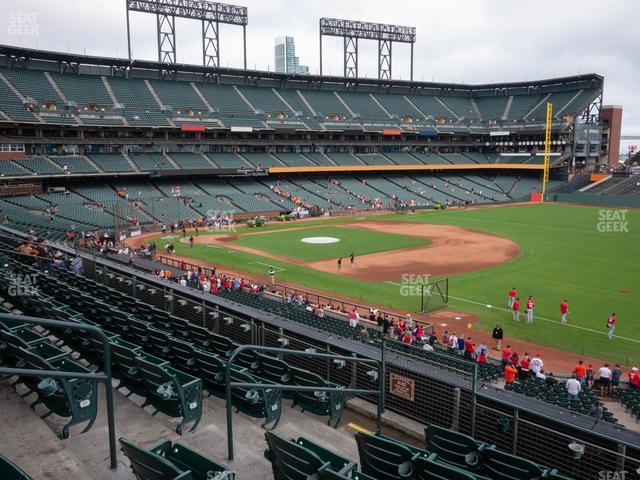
[126,0,249,68]
[319,17,416,80]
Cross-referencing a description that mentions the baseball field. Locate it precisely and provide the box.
[139,203,639,366]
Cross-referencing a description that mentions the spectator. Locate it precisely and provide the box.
[530,354,544,376]
[501,345,512,367]
[348,308,359,328]
[448,332,458,351]
[463,337,474,360]
[611,364,623,390]
[598,363,612,396]
[504,362,517,385]
[566,374,582,401]
[519,353,531,381]
[492,323,503,350]
[457,335,465,354]
[574,360,587,384]
[629,367,639,390]
[586,364,595,388]
[590,401,604,420]
[359,328,369,343]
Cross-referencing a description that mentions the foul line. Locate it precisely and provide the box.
[247,261,285,272]
[446,294,640,344]
[385,281,640,344]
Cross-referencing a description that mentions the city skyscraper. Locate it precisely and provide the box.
[274,36,309,75]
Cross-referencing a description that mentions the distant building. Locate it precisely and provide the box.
[274,36,309,75]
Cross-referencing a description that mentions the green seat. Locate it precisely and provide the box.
[230,368,281,429]
[0,455,32,480]
[134,356,203,435]
[264,431,355,480]
[414,454,488,480]
[425,425,488,470]
[119,437,234,480]
[355,431,429,480]
[18,347,98,439]
[289,367,346,428]
[480,448,558,479]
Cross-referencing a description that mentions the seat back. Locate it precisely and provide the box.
[264,431,331,480]
[256,354,291,383]
[414,455,484,480]
[425,425,484,470]
[119,438,189,480]
[480,448,551,480]
[160,442,235,480]
[355,431,424,480]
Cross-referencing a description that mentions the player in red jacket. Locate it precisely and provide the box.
[560,299,569,324]
[525,296,535,324]
[507,287,517,308]
[512,297,520,321]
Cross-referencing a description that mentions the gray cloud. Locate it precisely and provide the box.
[0,0,638,150]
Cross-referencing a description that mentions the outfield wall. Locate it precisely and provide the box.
[545,192,640,208]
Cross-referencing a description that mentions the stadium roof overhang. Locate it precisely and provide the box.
[0,44,604,94]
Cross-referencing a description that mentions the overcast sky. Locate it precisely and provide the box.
[0,0,638,151]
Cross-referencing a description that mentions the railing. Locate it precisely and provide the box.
[224,344,385,460]
[0,313,118,470]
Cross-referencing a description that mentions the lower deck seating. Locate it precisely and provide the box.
[615,387,640,421]
[505,377,618,424]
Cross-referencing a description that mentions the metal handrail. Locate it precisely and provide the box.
[0,313,118,469]
[224,344,385,460]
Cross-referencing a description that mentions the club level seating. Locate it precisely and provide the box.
[0,160,30,177]
[129,152,177,171]
[0,455,32,480]
[264,431,356,480]
[358,154,394,166]
[204,152,251,169]
[384,152,423,165]
[273,152,317,167]
[14,156,64,175]
[87,153,136,172]
[48,155,99,173]
[119,437,234,480]
[168,152,214,170]
[241,152,285,168]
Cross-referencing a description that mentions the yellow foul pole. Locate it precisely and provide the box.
[541,102,553,202]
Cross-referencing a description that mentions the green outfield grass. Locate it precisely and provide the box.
[233,225,429,261]
[157,204,639,366]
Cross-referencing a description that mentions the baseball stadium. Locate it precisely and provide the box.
[0,1,639,480]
